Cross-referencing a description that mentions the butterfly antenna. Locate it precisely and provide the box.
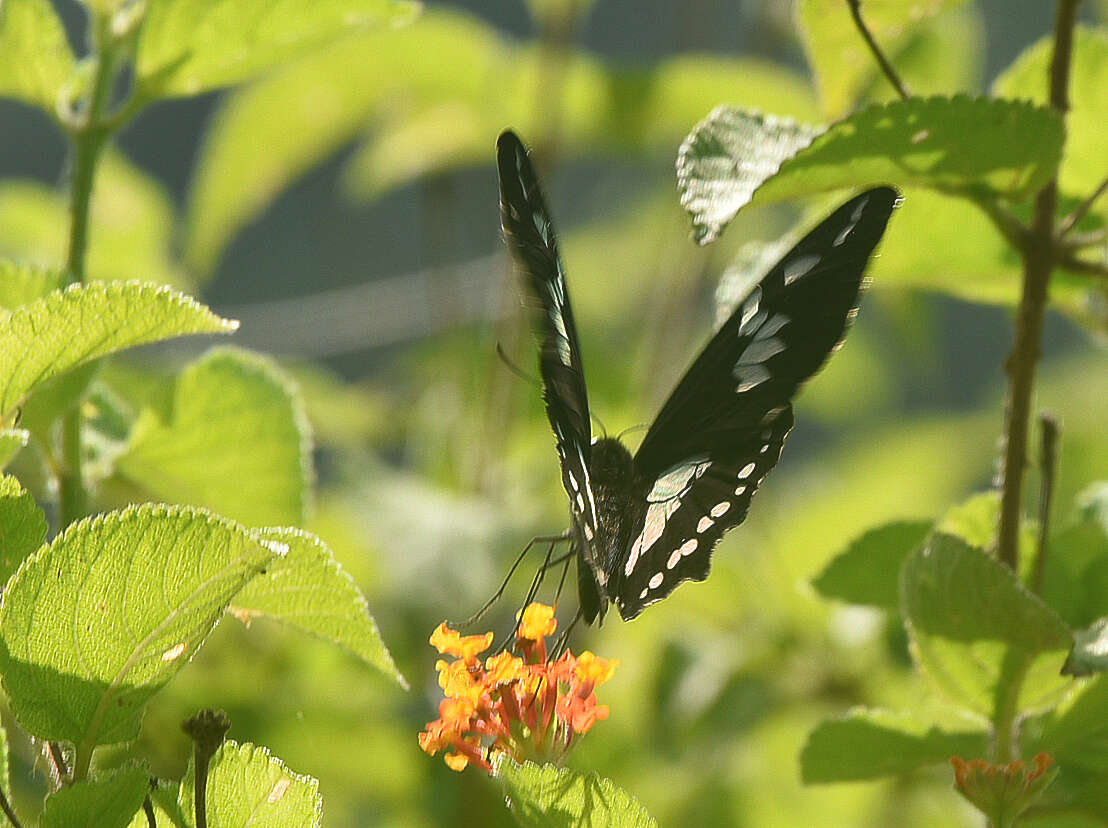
[495,342,541,387]
[591,412,608,438]
[616,423,649,442]
[455,532,567,627]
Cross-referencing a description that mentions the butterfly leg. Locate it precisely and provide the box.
[550,606,584,660]
[455,531,571,627]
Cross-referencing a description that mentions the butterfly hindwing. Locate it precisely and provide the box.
[614,406,793,619]
[497,131,600,547]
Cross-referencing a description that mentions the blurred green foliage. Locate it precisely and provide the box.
[0,0,1106,825]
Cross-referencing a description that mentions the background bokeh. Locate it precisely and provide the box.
[2,0,1106,825]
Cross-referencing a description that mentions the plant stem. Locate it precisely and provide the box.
[1032,415,1059,595]
[995,0,1079,572]
[846,0,910,100]
[57,14,118,529]
[992,649,1032,763]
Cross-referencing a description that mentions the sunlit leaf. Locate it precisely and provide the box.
[677,108,819,244]
[0,260,60,308]
[1078,481,1108,537]
[801,708,987,782]
[116,348,311,527]
[1064,617,1108,677]
[230,527,407,687]
[0,282,236,418]
[900,534,1072,716]
[812,520,932,610]
[494,756,658,828]
[178,741,322,828]
[40,767,148,828]
[136,0,419,99]
[679,96,1063,243]
[0,152,189,288]
[185,6,817,271]
[0,474,46,587]
[0,429,27,470]
[0,0,75,113]
[796,0,974,118]
[993,26,1108,208]
[0,504,281,745]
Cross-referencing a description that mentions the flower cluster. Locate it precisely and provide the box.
[950,752,1056,826]
[418,603,618,772]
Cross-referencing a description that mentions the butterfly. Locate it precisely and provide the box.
[496,129,897,624]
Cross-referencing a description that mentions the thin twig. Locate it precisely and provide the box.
[1057,251,1108,279]
[45,742,68,788]
[1058,171,1108,237]
[0,785,25,828]
[846,0,911,100]
[1032,415,1060,595]
[142,794,157,828]
[995,0,1080,573]
[1062,228,1108,249]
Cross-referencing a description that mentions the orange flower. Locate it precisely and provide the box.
[418,606,617,773]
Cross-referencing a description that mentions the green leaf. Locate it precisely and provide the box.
[1035,675,1108,772]
[0,474,47,587]
[0,0,75,113]
[493,756,658,828]
[0,720,8,803]
[0,153,188,289]
[677,108,820,244]
[796,0,975,117]
[1041,520,1108,628]
[0,504,281,746]
[116,348,310,527]
[230,527,406,687]
[900,534,1072,716]
[993,26,1108,207]
[18,361,99,442]
[127,780,184,828]
[0,429,28,469]
[801,708,988,782]
[812,520,932,609]
[0,282,236,419]
[678,96,1062,244]
[40,767,148,828]
[136,0,419,99]
[185,6,817,271]
[0,260,60,308]
[1064,617,1108,677]
[178,741,321,828]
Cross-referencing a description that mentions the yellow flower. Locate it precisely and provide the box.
[484,651,526,686]
[517,602,557,640]
[576,651,618,686]
[429,622,494,664]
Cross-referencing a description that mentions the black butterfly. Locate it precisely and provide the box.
[497,130,897,624]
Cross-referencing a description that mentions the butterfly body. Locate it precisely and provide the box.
[496,130,897,624]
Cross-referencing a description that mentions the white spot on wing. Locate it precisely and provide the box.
[568,470,579,491]
[583,523,594,541]
[697,516,714,533]
[639,588,648,599]
[735,364,771,392]
[679,538,698,557]
[648,457,712,502]
[738,462,757,478]
[649,572,664,589]
[783,254,820,285]
[667,550,681,570]
[734,485,747,496]
[834,223,856,246]
[737,336,786,365]
[739,286,762,329]
[710,501,731,518]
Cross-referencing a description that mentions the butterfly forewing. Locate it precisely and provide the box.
[633,188,898,479]
[497,131,600,545]
[613,188,898,617]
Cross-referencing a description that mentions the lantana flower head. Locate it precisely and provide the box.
[950,752,1057,826]
[419,603,618,772]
